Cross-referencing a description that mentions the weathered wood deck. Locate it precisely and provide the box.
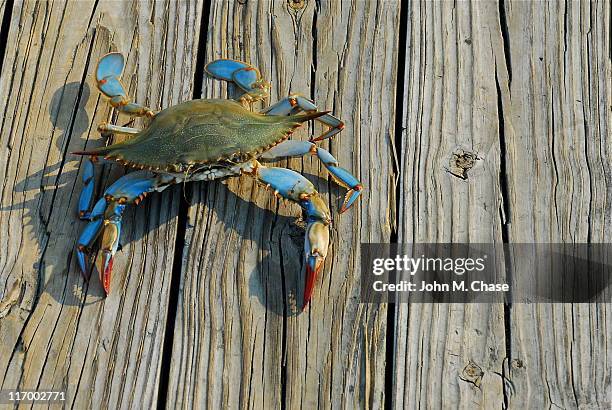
[0,1,609,409]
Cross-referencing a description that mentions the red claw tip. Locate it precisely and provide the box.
[102,256,113,295]
[303,261,319,310]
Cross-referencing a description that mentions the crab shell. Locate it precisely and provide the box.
[78,99,324,172]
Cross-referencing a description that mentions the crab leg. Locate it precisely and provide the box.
[205,59,271,103]
[262,95,344,142]
[76,171,176,293]
[97,123,141,136]
[260,141,363,213]
[78,159,96,219]
[78,123,142,219]
[245,161,330,309]
[76,219,103,277]
[314,148,363,212]
[96,52,155,117]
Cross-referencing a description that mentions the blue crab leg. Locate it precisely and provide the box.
[205,59,270,103]
[97,123,140,136]
[261,95,344,141]
[261,98,295,116]
[76,171,176,293]
[96,52,155,117]
[77,219,104,278]
[232,67,270,100]
[314,148,363,213]
[78,159,96,219]
[77,122,143,219]
[205,59,250,80]
[77,155,143,219]
[247,161,330,308]
[259,140,315,158]
[260,141,363,213]
[77,167,115,275]
[89,197,108,220]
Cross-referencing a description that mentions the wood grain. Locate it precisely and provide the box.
[499,1,611,408]
[394,1,507,408]
[0,0,202,407]
[166,0,399,408]
[395,0,611,409]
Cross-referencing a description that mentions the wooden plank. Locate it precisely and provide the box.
[0,0,202,407]
[167,0,399,408]
[394,1,508,408]
[396,0,611,408]
[499,1,611,408]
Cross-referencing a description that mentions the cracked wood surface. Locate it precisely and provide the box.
[394,1,506,408]
[166,1,398,409]
[499,1,611,408]
[395,1,611,409]
[0,0,202,408]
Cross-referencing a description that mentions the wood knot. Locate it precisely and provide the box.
[511,359,524,369]
[288,0,306,10]
[460,361,484,387]
[446,148,480,180]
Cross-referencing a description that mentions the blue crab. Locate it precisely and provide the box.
[73,53,362,308]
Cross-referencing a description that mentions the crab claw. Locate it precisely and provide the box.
[95,201,124,294]
[205,59,270,102]
[77,218,104,279]
[78,159,95,219]
[248,162,332,309]
[98,216,121,295]
[315,148,363,213]
[94,52,155,117]
[99,251,114,294]
[340,185,363,213]
[303,220,329,309]
[76,248,88,277]
[204,59,250,81]
[96,52,127,100]
[233,67,270,99]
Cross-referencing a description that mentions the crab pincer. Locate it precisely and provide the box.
[74,171,175,294]
[205,59,271,103]
[260,141,363,214]
[254,164,332,309]
[96,52,155,117]
[303,212,330,308]
[314,148,363,213]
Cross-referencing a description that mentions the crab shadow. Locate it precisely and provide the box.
[186,181,333,316]
[1,82,101,306]
[3,82,335,316]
